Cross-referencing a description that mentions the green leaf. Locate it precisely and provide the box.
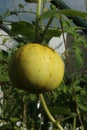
[10,117,19,122]
[18,4,24,10]
[0,51,9,81]
[73,47,84,68]
[11,21,35,41]
[0,125,8,130]
[40,10,57,19]
[40,9,87,19]
[63,20,83,34]
[49,106,71,115]
[76,95,87,111]
[46,28,61,37]
[42,28,61,41]
[59,9,87,19]
[3,9,11,18]
[74,86,82,92]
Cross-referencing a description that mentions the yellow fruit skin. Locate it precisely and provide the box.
[8,43,64,93]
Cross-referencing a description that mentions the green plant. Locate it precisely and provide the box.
[0,0,87,129]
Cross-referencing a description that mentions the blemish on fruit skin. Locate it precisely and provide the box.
[38,70,41,72]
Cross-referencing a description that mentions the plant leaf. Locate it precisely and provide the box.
[59,9,87,19]
[11,21,35,41]
[76,95,87,111]
[40,9,87,19]
[49,106,71,115]
[42,28,61,41]
[73,47,84,68]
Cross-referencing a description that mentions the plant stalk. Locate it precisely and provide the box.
[34,0,42,42]
[41,17,54,42]
[37,0,42,17]
[73,117,76,130]
[39,93,64,130]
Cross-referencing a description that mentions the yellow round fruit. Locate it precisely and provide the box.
[8,43,64,93]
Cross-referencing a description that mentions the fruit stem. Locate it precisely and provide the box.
[39,93,64,130]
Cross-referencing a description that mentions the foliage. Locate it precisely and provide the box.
[11,21,35,42]
[40,9,87,19]
[0,0,87,130]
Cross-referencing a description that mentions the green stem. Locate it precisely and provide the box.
[73,117,76,130]
[41,17,54,42]
[39,93,64,130]
[36,0,42,17]
[34,0,42,42]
